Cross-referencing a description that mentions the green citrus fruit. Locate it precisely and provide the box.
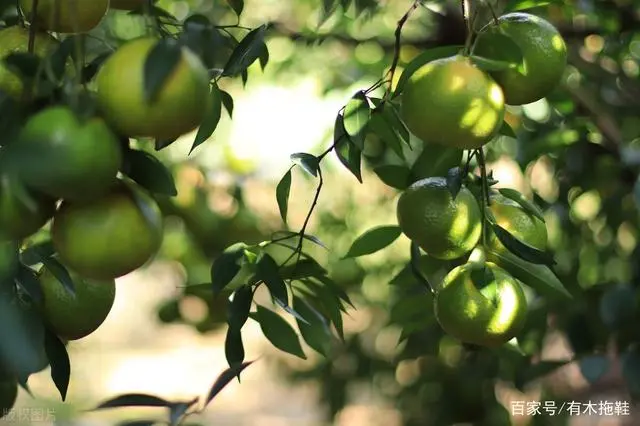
[39,266,115,340]
[20,0,109,33]
[0,26,58,99]
[0,380,17,417]
[110,0,147,10]
[16,106,122,201]
[396,177,482,260]
[96,37,211,141]
[52,180,164,280]
[0,174,56,241]
[488,192,547,252]
[400,55,505,150]
[474,12,567,105]
[434,262,527,347]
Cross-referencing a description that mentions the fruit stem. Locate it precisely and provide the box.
[27,0,39,54]
[461,2,480,56]
[384,0,421,99]
[477,147,491,247]
[486,0,501,26]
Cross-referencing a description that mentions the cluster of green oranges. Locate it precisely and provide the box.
[396,13,567,347]
[0,0,212,413]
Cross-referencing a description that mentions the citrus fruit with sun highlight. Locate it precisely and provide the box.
[38,266,115,340]
[52,180,164,280]
[96,37,211,141]
[0,25,58,99]
[396,177,482,260]
[400,55,505,150]
[474,12,567,106]
[434,261,527,347]
[487,191,547,253]
[20,0,109,33]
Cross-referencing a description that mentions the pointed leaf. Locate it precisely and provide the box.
[20,240,55,266]
[497,188,545,222]
[223,25,268,76]
[256,254,288,306]
[15,264,43,305]
[472,32,524,72]
[258,43,269,70]
[384,103,411,143]
[271,231,328,250]
[343,225,401,258]
[293,295,332,355]
[253,306,306,359]
[42,257,75,295]
[469,55,517,71]
[276,170,292,223]
[44,329,70,401]
[220,90,234,118]
[410,143,463,182]
[225,0,244,15]
[125,149,177,196]
[446,167,463,199]
[227,286,253,330]
[498,120,517,139]
[92,394,171,410]
[224,327,245,366]
[144,38,182,103]
[290,153,319,177]
[211,243,247,295]
[205,361,254,407]
[334,115,362,182]
[486,249,571,299]
[169,398,199,426]
[367,110,404,158]
[279,258,327,280]
[410,242,434,292]
[489,221,556,266]
[343,91,371,137]
[191,84,223,154]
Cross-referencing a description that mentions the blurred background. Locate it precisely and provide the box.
[4,0,640,424]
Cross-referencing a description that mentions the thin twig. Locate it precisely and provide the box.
[27,0,39,53]
[385,0,422,98]
[477,147,491,248]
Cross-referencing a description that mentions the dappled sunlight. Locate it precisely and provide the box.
[486,282,521,334]
[448,202,481,248]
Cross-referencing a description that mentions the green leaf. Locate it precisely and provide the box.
[271,231,328,250]
[223,24,268,76]
[205,361,254,407]
[276,170,292,224]
[446,167,463,199]
[258,43,269,70]
[293,295,332,355]
[143,38,182,103]
[302,279,346,339]
[489,221,556,266]
[253,306,306,359]
[92,394,171,410]
[504,0,558,13]
[220,90,234,118]
[373,165,411,190]
[343,225,402,258]
[497,188,545,222]
[485,249,571,299]
[334,115,362,182]
[498,120,517,139]
[367,110,404,158]
[42,257,75,296]
[225,0,244,15]
[256,254,288,306]
[290,153,319,177]
[20,240,55,266]
[224,328,245,367]
[125,149,178,196]
[579,355,610,384]
[169,398,199,426]
[394,45,464,96]
[343,91,371,137]
[279,258,327,280]
[211,243,247,295]
[410,242,434,292]
[155,137,177,151]
[383,102,411,144]
[191,84,223,154]
[469,55,517,71]
[44,329,70,401]
[15,265,43,305]
[227,286,253,330]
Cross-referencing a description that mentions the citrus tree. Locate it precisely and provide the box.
[0,0,638,425]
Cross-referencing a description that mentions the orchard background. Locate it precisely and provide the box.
[1,0,640,425]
